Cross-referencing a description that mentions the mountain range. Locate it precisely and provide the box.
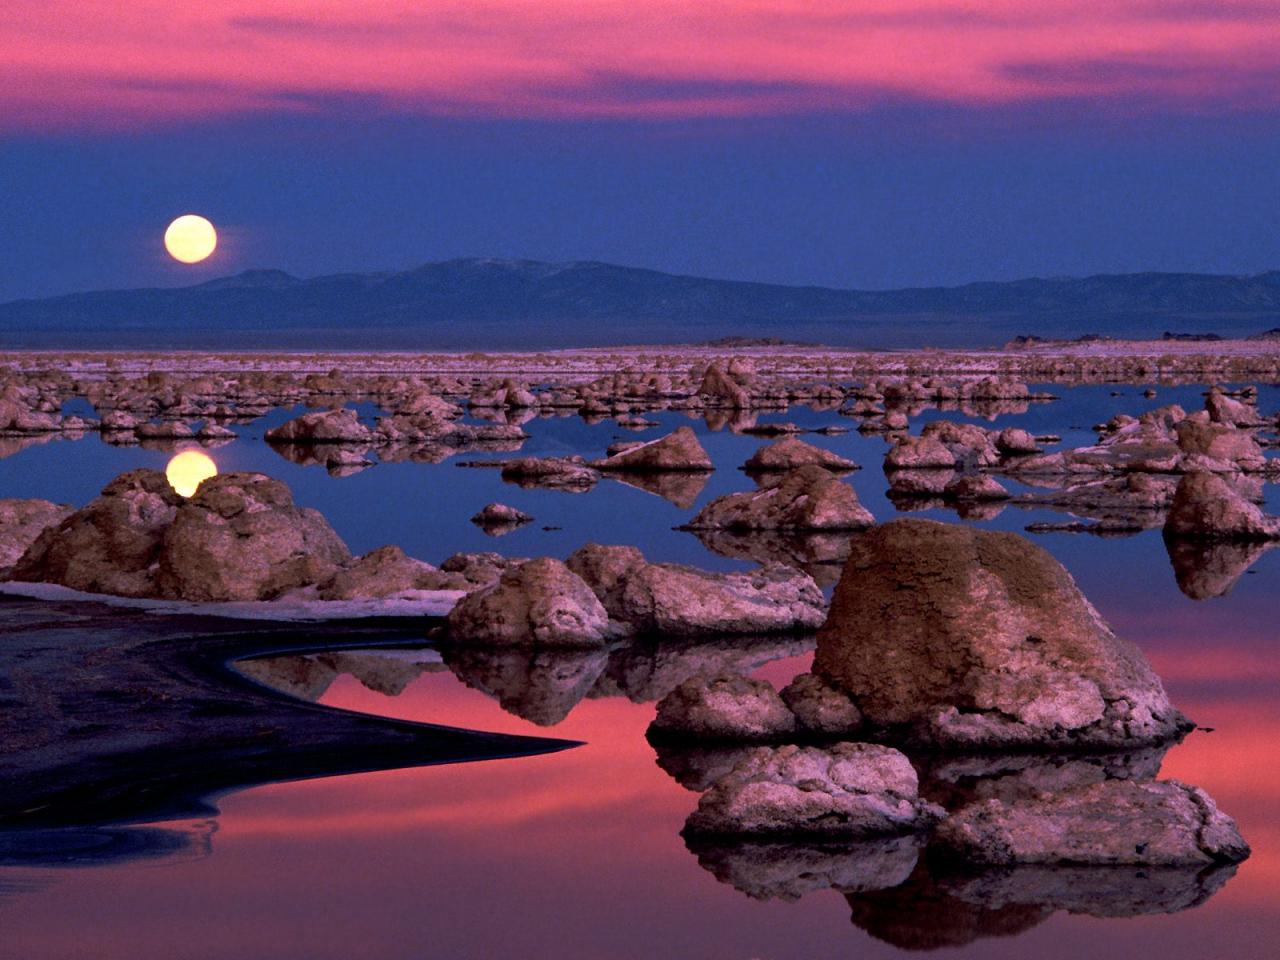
[3,258,1280,349]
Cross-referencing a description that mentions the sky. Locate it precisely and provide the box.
[3,0,1280,300]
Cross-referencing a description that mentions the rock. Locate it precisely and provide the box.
[699,362,752,408]
[470,502,533,527]
[744,437,857,473]
[935,780,1249,866]
[155,473,352,601]
[885,436,956,471]
[446,557,612,648]
[11,469,183,597]
[592,426,713,472]
[812,519,1189,748]
[135,421,194,440]
[0,499,74,572]
[683,466,874,531]
[197,422,237,440]
[99,409,140,431]
[567,543,826,637]
[442,645,610,725]
[500,456,599,491]
[996,428,1040,456]
[439,551,524,590]
[683,743,943,837]
[780,672,862,735]
[265,408,373,444]
[317,545,446,600]
[1163,471,1280,540]
[942,474,1010,502]
[650,676,798,741]
[1175,418,1265,471]
[1206,387,1263,427]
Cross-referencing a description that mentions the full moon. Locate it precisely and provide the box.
[165,449,218,497]
[164,214,217,264]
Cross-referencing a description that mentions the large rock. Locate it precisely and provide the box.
[683,743,943,837]
[1163,471,1280,540]
[885,436,956,471]
[744,437,857,473]
[1175,417,1266,471]
[0,498,73,571]
[592,426,713,472]
[155,473,351,601]
[935,780,1249,866]
[567,543,826,637]
[11,469,183,597]
[265,408,373,444]
[650,676,798,741]
[683,466,874,531]
[699,361,752,408]
[446,557,612,648]
[317,545,448,600]
[812,519,1189,748]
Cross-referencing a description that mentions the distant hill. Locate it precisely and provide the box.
[3,258,1280,349]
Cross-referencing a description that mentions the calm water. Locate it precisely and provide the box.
[1,384,1277,959]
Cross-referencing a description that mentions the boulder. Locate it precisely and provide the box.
[942,475,1010,502]
[812,519,1189,748]
[567,543,826,637]
[699,362,752,408]
[650,676,798,741]
[155,473,352,601]
[265,408,373,444]
[592,426,713,472]
[0,498,74,571]
[885,436,956,471]
[1175,417,1265,471]
[744,437,857,473]
[1163,471,1280,540]
[11,469,183,597]
[446,557,612,648]
[780,672,863,735]
[683,743,943,837]
[317,545,447,600]
[935,780,1249,866]
[1206,387,1263,427]
[683,466,874,531]
[996,428,1040,456]
[470,502,533,527]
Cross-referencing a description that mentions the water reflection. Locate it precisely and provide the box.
[1165,536,1275,600]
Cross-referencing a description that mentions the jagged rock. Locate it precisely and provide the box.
[744,437,857,473]
[592,426,713,472]
[885,436,956,471]
[470,502,533,527]
[317,545,447,600]
[265,408,372,444]
[446,557,611,648]
[0,499,74,571]
[155,473,351,601]
[1206,387,1264,427]
[1164,471,1280,540]
[780,672,862,735]
[812,518,1190,748]
[650,676,798,741]
[12,469,183,597]
[438,551,523,590]
[500,456,599,490]
[683,743,943,837]
[566,543,826,637]
[1175,417,1266,471]
[921,421,999,466]
[699,362,752,408]
[683,466,874,531]
[935,780,1249,866]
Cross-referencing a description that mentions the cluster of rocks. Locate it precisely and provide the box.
[649,519,1247,888]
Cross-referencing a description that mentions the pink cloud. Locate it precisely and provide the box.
[4,1,1279,130]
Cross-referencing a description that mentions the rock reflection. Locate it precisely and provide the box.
[606,470,708,508]
[1164,535,1275,599]
[689,529,850,587]
[443,645,611,726]
[238,649,447,702]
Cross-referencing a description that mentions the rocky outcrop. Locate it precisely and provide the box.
[265,408,373,444]
[780,672,863,735]
[155,473,352,601]
[683,466,874,531]
[1163,471,1280,540]
[682,743,943,837]
[650,676,798,741]
[1174,417,1266,472]
[0,498,73,571]
[885,436,956,471]
[743,437,857,473]
[812,519,1190,748]
[699,361,752,408]
[934,780,1249,866]
[592,427,713,472]
[566,543,826,637]
[316,545,448,600]
[446,557,612,648]
[12,470,183,597]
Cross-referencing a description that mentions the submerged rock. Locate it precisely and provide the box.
[683,465,874,531]
[650,676,798,741]
[812,518,1189,748]
[743,437,858,473]
[935,779,1250,866]
[446,557,612,648]
[500,456,599,491]
[683,743,943,837]
[1163,471,1280,540]
[591,426,713,472]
